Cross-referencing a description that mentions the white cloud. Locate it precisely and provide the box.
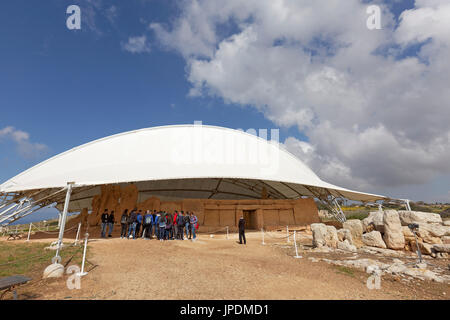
[122,35,151,54]
[150,0,450,195]
[0,126,48,159]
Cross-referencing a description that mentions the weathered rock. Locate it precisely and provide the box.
[443,220,450,226]
[362,231,387,248]
[419,224,450,237]
[343,219,363,240]
[416,229,443,244]
[402,226,414,238]
[337,239,357,252]
[325,226,339,248]
[442,236,450,244]
[337,228,353,245]
[43,263,64,278]
[311,223,328,248]
[364,211,384,233]
[398,210,442,225]
[359,246,406,257]
[437,252,449,259]
[409,239,433,255]
[432,244,450,253]
[383,210,405,250]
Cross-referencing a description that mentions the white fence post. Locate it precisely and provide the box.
[261,228,265,245]
[74,222,81,245]
[293,231,302,259]
[226,226,229,240]
[77,233,89,277]
[26,223,32,241]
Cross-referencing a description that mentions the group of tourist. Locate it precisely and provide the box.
[100,209,199,241]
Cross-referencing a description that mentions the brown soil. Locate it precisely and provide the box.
[3,229,449,300]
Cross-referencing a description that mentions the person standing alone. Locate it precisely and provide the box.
[190,212,198,241]
[238,216,246,245]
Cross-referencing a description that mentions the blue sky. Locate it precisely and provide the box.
[1,1,449,223]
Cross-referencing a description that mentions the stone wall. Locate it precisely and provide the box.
[72,184,320,231]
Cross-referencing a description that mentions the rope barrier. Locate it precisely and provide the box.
[207,226,229,235]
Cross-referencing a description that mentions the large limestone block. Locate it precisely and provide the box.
[343,219,363,240]
[337,228,353,245]
[311,223,328,248]
[382,210,405,250]
[398,210,442,225]
[402,226,414,238]
[362,231,387,249]
[432,244,450,253]
[364,211,385,233]
[418,224,450,237]
[325,226,339,248]
[416,229,443,244]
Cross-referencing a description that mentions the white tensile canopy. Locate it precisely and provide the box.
[0,124,386,225]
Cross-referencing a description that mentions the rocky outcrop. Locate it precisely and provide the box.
[382,210,405,250]
[362,231,387,248]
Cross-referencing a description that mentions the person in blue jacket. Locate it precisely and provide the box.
[153,211,160,239]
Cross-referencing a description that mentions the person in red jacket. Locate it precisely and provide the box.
[173,210,178,240]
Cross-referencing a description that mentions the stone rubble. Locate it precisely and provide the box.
[307,210,450,284]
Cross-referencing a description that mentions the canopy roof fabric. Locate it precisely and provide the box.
[0,125,385,214]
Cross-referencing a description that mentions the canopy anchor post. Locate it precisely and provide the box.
[54,183,74,263]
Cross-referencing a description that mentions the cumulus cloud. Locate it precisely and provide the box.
[122,35,151,54]
[0,127,48,159]
[150,0,450,193]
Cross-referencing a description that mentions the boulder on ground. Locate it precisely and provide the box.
[43,263,64,278]
[362,231,387,248]
[443,220,450,226]
[442,236,450,244]
[382,210,405,250]
[337,229,353,245]
[343,219,363,240]
[398,210,442,225]
[311,223,328,248]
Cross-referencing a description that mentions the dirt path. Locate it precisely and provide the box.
[14,231,448,300]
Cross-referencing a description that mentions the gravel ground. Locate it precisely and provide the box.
[8,229,447,300]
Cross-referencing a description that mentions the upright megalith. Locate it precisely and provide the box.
[382,210,405,250]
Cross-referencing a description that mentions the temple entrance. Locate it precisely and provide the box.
[243,209,258,229]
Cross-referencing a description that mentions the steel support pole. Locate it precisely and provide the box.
[26,223,32,241]
[54,183,73,261]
